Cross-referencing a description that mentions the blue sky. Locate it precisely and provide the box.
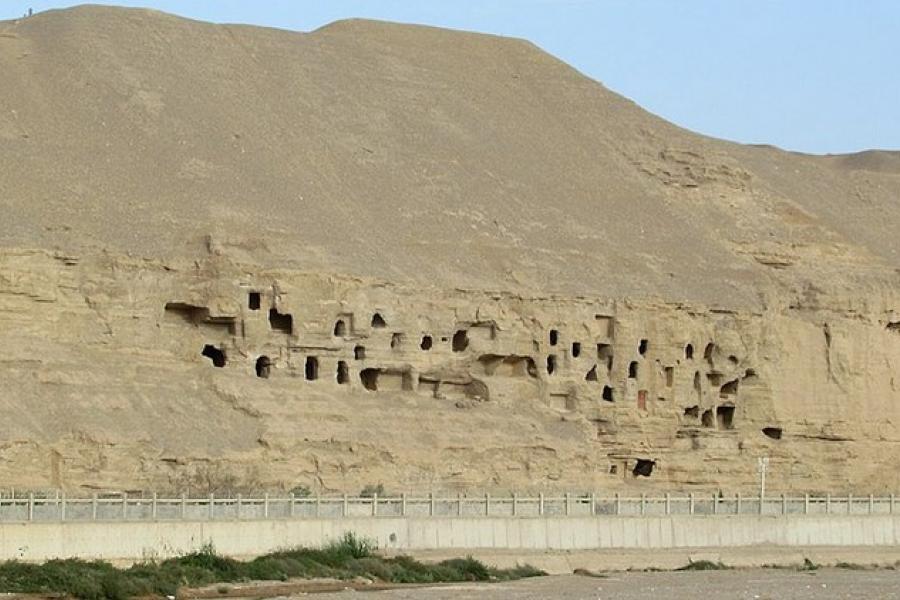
[7,1,899,154]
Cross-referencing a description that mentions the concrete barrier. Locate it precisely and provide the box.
[1,514,898,562]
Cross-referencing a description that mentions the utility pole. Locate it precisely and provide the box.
[757,456,769,514]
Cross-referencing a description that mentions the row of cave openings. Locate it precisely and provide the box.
[547,326,783,442]
[184,293,784,441]
[189,292,489,393]
[547,327,741,412]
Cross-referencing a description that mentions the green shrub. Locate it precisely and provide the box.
[799,557,819,571]
[437,556,492,581]
[289,485,312,498]
[359,484,385,497]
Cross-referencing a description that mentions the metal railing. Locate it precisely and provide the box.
[0,492,896,522]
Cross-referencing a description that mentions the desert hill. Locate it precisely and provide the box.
[1,5,897,308]
[1,6,899,495]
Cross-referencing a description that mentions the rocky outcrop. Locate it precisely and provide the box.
[2,249,899,495]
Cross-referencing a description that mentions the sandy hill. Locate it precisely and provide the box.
[1,6,900,496]
[1,5,896,309]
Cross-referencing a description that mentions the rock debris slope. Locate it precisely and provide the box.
[1,6,899,494]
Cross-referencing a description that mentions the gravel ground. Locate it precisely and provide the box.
[295,569,900,599]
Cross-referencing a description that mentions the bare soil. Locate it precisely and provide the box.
[296,570,900,600]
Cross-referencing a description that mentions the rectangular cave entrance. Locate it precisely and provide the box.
[336,360,349,384]
[305,356,318,381]
[716,405,735,429]
[269,308,293,334]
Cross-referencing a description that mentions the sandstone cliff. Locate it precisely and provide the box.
[1,6,899,495]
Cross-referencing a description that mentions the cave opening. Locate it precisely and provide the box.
[268,308,293,334]
[632,459,655,477]
[360,368,378,391]
[255,356,271,378]
[452,329,469,352]
[305,356,319,381]
[628,361,639,379]
[337,360,349,385]
[248,292,261,311]
[333,319,347,337]
[201,344,226,367]
[763,426,783,440]
[716,405,735,429]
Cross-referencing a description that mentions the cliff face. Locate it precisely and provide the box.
[1,6,899,495]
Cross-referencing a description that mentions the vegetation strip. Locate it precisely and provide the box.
[0,533,545,600]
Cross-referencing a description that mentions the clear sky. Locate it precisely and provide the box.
[6,1,899,154]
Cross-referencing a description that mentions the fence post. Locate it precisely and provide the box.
[848,493,853,514]
[457,493,463,517]
[484,493,489,517]
[615,493,621,516]
[689,493,694,515]
[804,493,809,514]
[869,494,874,514]
[315,494,321,518]
[429,492,435,517]
[372,493,378,517]
[565,493,571,516]
[289,493,296,518]
[826,493,831,514]
[590,492,596,516]
[208,493,214,520]
[539,492,544,516]
[712,493,717,515]
[665,492,671,515]
[181,493,186,520]
[27,492,34,521]
[891,494,895,514]
[236,493,242,520]
[512,493,518,517]
[781,493,787,515]
[60,492,66,521]
[736,493,741,515]
[402,493,408,517]
[263,493,269,519]
[151,492,158,520]
[640,493,646,516]
[92,493,98,521]
[123,492,128,520]
[342,493,348,518]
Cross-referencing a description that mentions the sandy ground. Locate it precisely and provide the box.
[297,570,900,599]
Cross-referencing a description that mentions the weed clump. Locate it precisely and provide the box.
[676,559,731,571]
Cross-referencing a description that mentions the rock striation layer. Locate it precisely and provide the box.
[1,6,899,495]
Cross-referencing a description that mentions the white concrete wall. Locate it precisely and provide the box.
[1,515,898,562]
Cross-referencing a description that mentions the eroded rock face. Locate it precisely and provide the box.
[3,249,899,495]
